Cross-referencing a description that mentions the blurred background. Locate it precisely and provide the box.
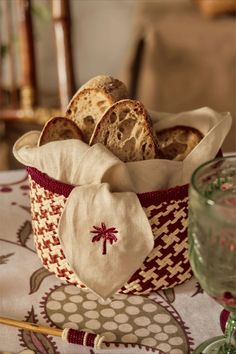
[0,0,235,170]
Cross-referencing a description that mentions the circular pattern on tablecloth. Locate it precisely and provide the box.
[47,300,61,311]
[63,302,77,313]
[125,305,140,315]
[41,285,191,353]
[51,290,66,301]
[68,313,83,323]
[111,301,125,309]
[103,321,118,331]
[84,310,99,319]
[85,319,101,330]
[69,295,83,303]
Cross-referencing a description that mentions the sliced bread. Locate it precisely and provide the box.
[65,75,129,143]
[38,116,84,146]
[155,125,203,161]
[90,99,159,162]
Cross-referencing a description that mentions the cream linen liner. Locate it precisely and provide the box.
[13,107,232,299]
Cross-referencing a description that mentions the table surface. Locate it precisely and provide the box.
[0,169,224,354]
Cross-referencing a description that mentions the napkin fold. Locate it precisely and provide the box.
[58,183,153,299]
[13,131,89,184]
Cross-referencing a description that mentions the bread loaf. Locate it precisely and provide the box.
[38,116,84,146]
[155,125,203,161]
[66,75,129,143]
[90,99,159,162]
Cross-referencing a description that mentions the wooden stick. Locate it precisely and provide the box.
[0,315,105,348]
[0,316,62,337]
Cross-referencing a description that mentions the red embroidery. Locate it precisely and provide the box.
[90,222,118,255]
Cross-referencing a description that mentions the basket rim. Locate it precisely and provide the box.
[26,166,189,205]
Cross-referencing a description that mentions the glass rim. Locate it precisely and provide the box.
[191,155,236,208]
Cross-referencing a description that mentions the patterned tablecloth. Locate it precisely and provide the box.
[0,169,223,354]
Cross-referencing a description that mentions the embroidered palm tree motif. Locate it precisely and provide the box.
[90,222,118,255]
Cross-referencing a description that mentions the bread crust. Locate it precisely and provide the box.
[38,116,83,146]
[66,76,129,143]
[77,75,129,101]
[155,125,203,161]
[90,99,159,162]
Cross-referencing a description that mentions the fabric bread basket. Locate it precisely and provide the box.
[13,107,232,299]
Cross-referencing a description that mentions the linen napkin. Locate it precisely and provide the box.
[59,183,153,299]
[13,135,154,299]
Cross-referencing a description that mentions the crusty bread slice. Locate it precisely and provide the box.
[90,99,159,162]
[66,75,129,143]
[155,125,203,161]
[38,116,84,146]
[77,75,129,97]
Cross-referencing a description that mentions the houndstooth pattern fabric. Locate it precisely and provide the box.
[120,198,192,294]
[28,171,192,295]
[29,177,85,289]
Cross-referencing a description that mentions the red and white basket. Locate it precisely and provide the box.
[27,166,192,295]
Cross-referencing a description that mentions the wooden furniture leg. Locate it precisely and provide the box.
[18,0,37,109]
[52,0,76,111]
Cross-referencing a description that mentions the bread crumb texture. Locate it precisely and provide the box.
[90,99,159,162]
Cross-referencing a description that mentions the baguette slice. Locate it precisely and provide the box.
[66,75,129,143]
[38,116,84,146]
[155,125,203,161]
[90,99,159,162]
